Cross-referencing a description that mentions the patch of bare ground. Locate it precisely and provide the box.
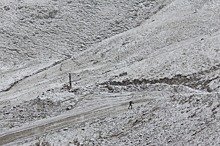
[100,64,220,92]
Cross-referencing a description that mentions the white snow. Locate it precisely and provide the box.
[0,0,220,145]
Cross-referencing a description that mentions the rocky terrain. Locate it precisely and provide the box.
[0,0,220,145]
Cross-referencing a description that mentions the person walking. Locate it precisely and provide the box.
[128,101,134,109]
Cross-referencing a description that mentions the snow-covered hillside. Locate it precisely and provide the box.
[0,0,220,145]
[0,0,171,91]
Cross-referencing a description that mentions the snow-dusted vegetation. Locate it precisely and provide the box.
[0,0,220,145]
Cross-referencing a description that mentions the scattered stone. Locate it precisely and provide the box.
[67,1,72,4]
[3,6,10,11]
[66,105,73,111]
[119,72,128,77]
[4,111,10,115]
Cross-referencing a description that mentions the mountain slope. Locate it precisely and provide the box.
[0,0,220,145]
[0,0,171,91]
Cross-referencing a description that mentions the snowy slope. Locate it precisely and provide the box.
[0,0,171,91]
[0,0,220,145]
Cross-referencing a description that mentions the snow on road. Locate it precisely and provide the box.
[0,0,220,145]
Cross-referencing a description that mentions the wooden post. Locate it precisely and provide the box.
[69,73,72,89]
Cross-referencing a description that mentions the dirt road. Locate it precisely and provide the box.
[0,93,160,145]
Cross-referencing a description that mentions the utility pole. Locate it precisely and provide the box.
[69,73,72,90]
